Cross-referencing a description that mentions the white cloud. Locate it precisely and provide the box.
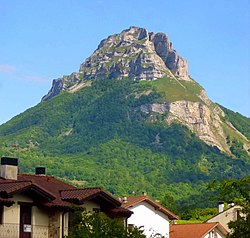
[0,64,16,74]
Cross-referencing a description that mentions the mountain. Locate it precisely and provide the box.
[0,27,249,210]
[42,26,249,155]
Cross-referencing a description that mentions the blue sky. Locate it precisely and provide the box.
[0,0,249,125]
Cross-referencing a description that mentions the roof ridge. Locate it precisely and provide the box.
[60,187,103,192]
[204,205,241,223]
[123,195,179,220]
[171,222,218,225]
[0,180,32,184]
[18,173,54,178]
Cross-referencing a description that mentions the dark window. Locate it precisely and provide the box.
[0,206,3,224]
[236,209,241,220]
[92,208,100,213]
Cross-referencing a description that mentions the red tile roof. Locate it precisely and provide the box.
[61,187,121,206]
[0,181,32,195]
[0,174,131,217]
[121,195,179,220]
[18,174,74,208]
[170,222,228,238]
[61,187,103,202]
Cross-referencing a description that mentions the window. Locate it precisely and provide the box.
[209,230,215,238]
[236,209,241,220]
[92,208,100,213]
[0,206,3,224]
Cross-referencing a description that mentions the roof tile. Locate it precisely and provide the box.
[0,173,129,218]
[170,222,228,238]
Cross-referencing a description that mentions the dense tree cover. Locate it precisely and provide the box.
[0,78,249,217]
[66,210,145,238]
[219,104,250,140]
[212,177,250,238]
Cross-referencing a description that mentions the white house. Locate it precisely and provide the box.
[121,195,178,238]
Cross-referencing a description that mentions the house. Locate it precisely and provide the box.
[0,157,132,238]
[121,195,179,238]
[205,202,242,232]
[170,222,228,238]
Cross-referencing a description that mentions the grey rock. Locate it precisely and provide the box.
[43,27,191,101]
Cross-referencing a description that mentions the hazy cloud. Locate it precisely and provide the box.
[0,64,16,74]
[0,64,50,84]
[19,75,50,84]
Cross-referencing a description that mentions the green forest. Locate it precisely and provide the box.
[0,78,249,217]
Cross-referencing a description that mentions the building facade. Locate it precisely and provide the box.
[0,157,132,238]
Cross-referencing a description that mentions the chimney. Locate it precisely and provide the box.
[1,157,18,180]
[35,167,46,175]
[218,201,224,213]
[122,197,127,203]
[228,201,235,208]
[142,192,147,196]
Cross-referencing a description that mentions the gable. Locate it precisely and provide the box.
[129,201,170,222]
[205,205,241,232]
[122,196,178,220]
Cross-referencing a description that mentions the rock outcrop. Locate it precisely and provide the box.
[79,26,190,81]
[42,26,190,101]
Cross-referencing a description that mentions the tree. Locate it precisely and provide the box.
[217,176,250,238]
[160,194,179,215]
[66,209,145,238]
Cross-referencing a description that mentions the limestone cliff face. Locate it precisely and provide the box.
[167,101,226,151]
[42,26,190,101]
[136,89,249,153]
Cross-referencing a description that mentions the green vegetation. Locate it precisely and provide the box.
[66,210,145,238]
[0,78,249,217]
[217,104,250,160]
[219,104,250,140]
[141,76,204,102]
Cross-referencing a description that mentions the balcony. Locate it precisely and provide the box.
[0,223,52,238]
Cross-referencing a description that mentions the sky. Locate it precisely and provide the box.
[0,0,249,125]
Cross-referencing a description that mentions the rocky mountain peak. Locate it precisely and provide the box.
[80,26,190,81]
[42,27,190,101]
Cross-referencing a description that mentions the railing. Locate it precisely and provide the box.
[32,225,49,238]
[0,223,50,238]
[0,223,19,238]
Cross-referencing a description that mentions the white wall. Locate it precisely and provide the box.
[82,201,100,212]
[127,201,170,237]
[32,206,49,238]
[203,228,225,238]
[3,194,33,224]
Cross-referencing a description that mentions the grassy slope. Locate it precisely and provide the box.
[140,76,204,102]
[219,104,250,140]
